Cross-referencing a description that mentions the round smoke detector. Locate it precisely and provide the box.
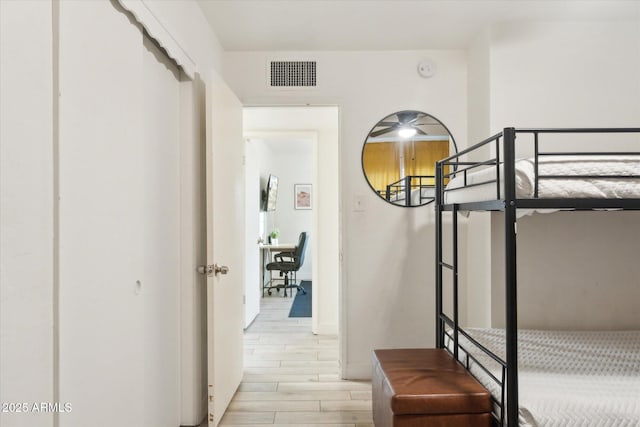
[417,59,437,78]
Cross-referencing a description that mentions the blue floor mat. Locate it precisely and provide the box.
[288,281,312,318]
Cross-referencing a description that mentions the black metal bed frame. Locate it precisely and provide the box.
[385,175,435,206]
[434,127,640,426]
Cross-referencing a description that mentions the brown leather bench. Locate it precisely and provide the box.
[372,348,492,427]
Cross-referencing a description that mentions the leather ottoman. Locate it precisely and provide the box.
[372,349,492,427]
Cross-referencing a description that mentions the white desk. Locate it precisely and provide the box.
[259,243,296,251]
[259,243,296,296]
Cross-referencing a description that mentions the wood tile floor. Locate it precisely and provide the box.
[215,292,373,427]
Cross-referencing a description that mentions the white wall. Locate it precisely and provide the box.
[0,2,55,426]
[244,107,339,335]
[470,22,640,330]
[489,22,640,133]
[461,28,493,329]
[491,211,640,330]
[225,51,467,378]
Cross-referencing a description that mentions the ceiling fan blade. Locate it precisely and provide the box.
[369,126,395,138]
[414,127,428,136]
[396,111,419,124]
[376,121,399,127]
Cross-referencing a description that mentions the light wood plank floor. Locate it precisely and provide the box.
[214,292,373,427]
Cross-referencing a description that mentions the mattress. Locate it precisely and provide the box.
[405,186,435,205]
[446,328,640,426]
[444,156,640,211]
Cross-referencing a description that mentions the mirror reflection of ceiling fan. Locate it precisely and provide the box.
[369,111,429,138]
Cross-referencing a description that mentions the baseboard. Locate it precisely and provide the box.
[316,322,338,335]
[244,312,259,330]
[344,361,372,380]
[179,393,207,426]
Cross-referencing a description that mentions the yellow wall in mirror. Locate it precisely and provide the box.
[362,141,400,194]
[363,140,449,193]
[404,140,449,185]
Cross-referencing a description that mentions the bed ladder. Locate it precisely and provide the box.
[435,163,460,359]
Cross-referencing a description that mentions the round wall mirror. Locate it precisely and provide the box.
[361,110,457,207]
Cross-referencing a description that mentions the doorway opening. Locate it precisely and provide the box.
[242,105,340,337]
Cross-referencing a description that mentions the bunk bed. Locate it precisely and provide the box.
[434,128,640,426]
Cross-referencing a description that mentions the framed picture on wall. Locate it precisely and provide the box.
[294,184,312,210]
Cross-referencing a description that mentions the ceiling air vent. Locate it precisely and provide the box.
[269,61,317,88]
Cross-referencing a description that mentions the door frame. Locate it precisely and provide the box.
[178,74,208,425]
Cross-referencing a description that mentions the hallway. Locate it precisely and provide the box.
[217,293,373,426]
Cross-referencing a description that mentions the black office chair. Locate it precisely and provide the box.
[265,232,308,297]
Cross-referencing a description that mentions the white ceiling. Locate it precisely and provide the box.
[197,0,639,51]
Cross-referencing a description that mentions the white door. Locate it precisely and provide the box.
[205,69,245,426]
[141,34,181,427]
[58,2,146,425]
[59,4,183,426]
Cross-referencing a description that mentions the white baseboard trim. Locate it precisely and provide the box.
[344,362,372,380]
[316,322,338,335]
[180,393,207,426]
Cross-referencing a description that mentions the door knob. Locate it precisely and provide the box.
[198,264,230,276]
[214,264,229,275]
